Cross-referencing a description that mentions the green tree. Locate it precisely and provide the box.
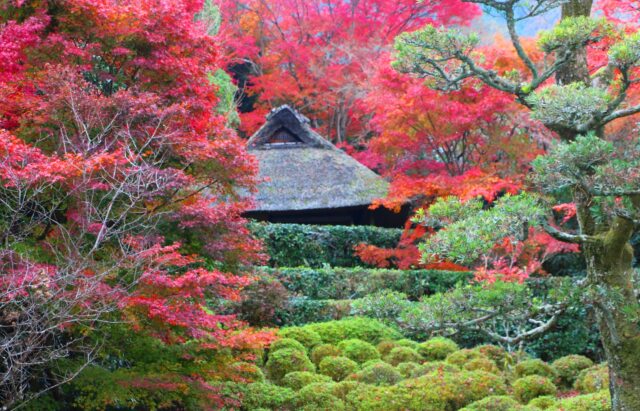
[393,1,640,409]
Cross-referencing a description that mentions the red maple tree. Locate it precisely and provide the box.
[217,0,480,141]
[0,0,271,407]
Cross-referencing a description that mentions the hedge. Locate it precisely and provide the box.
[277,298,352,326]
[259,266,473,300]
[249,222,402,267]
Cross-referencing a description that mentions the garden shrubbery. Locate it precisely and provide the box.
[249,223,402,267]
[239,318,610,410]
[319,356,359,382]
[261,266,472,299]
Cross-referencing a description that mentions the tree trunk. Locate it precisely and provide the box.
[582,216,640,411]
[556,0,593,86]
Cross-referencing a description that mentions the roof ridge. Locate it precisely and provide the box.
[266,105,310,124]
[247,104,334,150]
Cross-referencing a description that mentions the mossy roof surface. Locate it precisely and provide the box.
[247,106,388,211]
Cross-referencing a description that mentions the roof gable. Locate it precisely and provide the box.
[246,105,389,212]
[247,105,334,150]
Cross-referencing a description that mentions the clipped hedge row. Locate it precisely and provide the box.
[249,222,402,267]
[277,298,352,326]
[260,266,472,300]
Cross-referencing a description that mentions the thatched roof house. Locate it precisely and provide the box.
[244,105,407,226]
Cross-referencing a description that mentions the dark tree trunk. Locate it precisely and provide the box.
[563,3,640,407]
[577,194,640,410]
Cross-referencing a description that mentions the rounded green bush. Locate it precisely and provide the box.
[418,337,459,361]
[282,371,333,390]
[330,380,366,401]
[265,348,315,385]
[229,362,265,383]
[464,357,500,374]
[384,346,422,366]
[310,344,342,366]
[551,355,593,388]
[446,348,485,367]
[460,395,526,411]
[513,375,558,404]
[474,345,510,369]
[270,338,307,354]
[376,340,398,356]
[346,384,419,411]
[295,382,345,411]
[319,356,359,382]
[361,358,385,369]
[396,361,421,378]
[411,361,460,377]
[515,359,556,379]
[337,339,380,364]
[345,370,507,411]
[303,317,402,344]
[242,382,296,410]
[395,338,419,350]
[278,327,323,350]
[547,390,610,411]
[574,364,609,393]
[528,395,558,409]
[400,370,508,410]
[351,362,402,386]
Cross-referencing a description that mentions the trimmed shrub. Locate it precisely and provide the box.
[319,356,359,382]
[464,357,500,374]
[446,349,485,367]
[528,395,557,409]
[551,355,594,388]
[249,223,402,267]
[282,371,333,390]
[277,297,352,326]
[265,348,315,385]
[411,361,460,377]
[574,364,609,393]
[351,362,403,386]
[242,383,296,410]
[350,290,412,323]
[418,337,459,361]
[396,362,421,378]
[302,317,402,344]
[515,359,557,379]
[229,362,265,383]
[310,344,342,366]
[460,395,527,411]
[270,338,307,354]
[345,385,412,411]
[330,381,366,401]
[400,370,508,410]
[295,383,345,411]
[513,376,558,404]
[384,347,422,366]
[548,390,610,411]
[474,345,510,370]
[395,338,419,350]
[337,339,380,364]
[361,359,385,368]
[376,340,398,356]
[277,327,322,350]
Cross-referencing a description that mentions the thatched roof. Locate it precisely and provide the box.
[247,105,388,212]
